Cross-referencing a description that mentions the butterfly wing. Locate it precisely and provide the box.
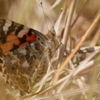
[0,19,48,55]
[0,19,55,95]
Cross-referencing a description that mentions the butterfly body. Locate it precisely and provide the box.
[0,19,58,95]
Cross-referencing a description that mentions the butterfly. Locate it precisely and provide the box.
[0,19,58,95]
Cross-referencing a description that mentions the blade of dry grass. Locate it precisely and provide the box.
[57,0,76,68]
[71,0,90,27]
[21,83,100,100]
[52,14,100,87]
[50,0,62,9]
[87,55,100,100]
[89,28,100,46]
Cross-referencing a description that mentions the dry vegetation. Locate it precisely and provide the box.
[0,0,100,100]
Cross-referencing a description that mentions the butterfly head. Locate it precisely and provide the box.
[45,29,58,58]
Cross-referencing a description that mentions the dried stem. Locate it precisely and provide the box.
[57,0,77,67]
[52,14,100,86]
[71,0,90,27]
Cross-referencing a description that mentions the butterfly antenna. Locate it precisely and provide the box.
[39,0,49,31]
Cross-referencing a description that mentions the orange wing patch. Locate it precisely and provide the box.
[26,34,37,41]
[1,33,20,55]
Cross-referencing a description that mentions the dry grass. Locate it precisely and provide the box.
[0,0,100,100]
